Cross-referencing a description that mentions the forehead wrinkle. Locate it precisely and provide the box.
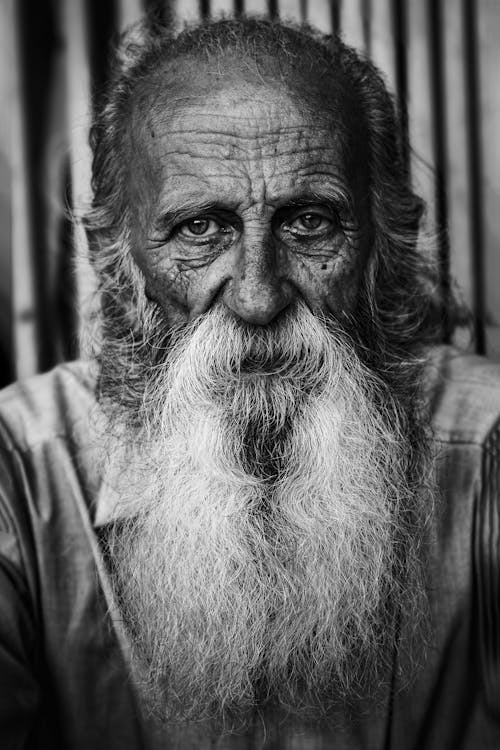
[149,127,346,176]
[141,77,346,151]
[151,135,350,212]
[147,102,345,164]
[135,79,357,221]
[146,81,342,145]
[153,140,341,163]
[156,151,346,195]
[157,119,337,146]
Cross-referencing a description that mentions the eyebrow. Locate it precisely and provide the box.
[151,199,239,234]
[151,181,355,234]
[285,184,354,215]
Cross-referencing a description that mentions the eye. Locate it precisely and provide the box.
[294,213,328,230]
[280,208,336,239]
[178,217,223,238]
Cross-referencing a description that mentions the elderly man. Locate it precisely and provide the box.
[0,15,499,750]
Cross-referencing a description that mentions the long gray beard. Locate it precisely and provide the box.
[98,301,432,732]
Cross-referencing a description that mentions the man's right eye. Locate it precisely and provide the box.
[177,217,228,239]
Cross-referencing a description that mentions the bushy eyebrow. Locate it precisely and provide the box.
[151,181,355,234]
[151,200,239,234]
[302,186,354,215]
[274,187,357,232]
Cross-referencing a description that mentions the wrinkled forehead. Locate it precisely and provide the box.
[126,52,367,203]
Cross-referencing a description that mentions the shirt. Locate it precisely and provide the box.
[0,347,498,749]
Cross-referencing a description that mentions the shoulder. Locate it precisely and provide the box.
[426,346,500,718]
[425,346,500,530]
[427,345,500,445]
[0,361,102,568]
[0,360,98,453]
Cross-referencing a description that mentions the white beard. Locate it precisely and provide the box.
[100,301,429,731]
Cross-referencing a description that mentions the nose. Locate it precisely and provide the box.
[222,232,292,325]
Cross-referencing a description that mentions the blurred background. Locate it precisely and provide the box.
[1,0,499,386]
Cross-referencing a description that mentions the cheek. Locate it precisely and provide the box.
[322,260,363,313]
[133,248,193,325]
[290,245,364,315]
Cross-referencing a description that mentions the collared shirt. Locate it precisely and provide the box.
[0,348,499,749]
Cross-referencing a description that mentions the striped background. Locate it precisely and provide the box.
[2,0,500,384]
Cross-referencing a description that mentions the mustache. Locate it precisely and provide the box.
[132,301,383,445]
[152,301,358,390]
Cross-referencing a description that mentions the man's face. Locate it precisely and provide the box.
[128,62,369,328]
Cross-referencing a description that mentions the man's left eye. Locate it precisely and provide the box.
[285,211,333,236]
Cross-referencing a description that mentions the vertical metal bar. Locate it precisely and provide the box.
[17,2,63,373]
[477,0,500,359]
[87,0,117,117]
[442,0,474,338]
[406,0,437,235]
[268,0,278,19]
[330,0,341,34]
[63,0,94,353]
[200,0,210,19]
[43,48,78,364]
[463,0,485,354]
[11,0,39,378]
[391,0,409,174]
[0,1,13,383]
[427,0,452,341]
[362,0,372,57]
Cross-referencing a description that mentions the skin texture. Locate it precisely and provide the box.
[128,61,371,328]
